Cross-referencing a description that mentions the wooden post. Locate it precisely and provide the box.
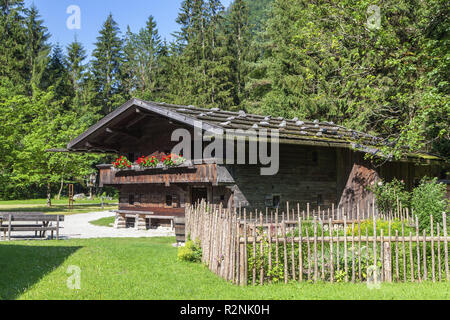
[358,219,362,281]
[373,214,377,274]
[409,232,414,282]
[251,218,256,285]
[443,212,448,281]
[7,214,11,241]
[395,230,399,281]
[291,221,296,281]
[268,217,272,284]
[336,221,340,274]
[321,219,325,280]
[243,214,248,286]
[298,215,303,282]
[326,218,333,282]
[401,222,407,282]
[275,209,279,265]
[437,223,442,282]
[313,218,318,282]
[235,217,240,285]
[383,241,392,282]
[56,215,60,240]
[260,212,264,285]
[415,216,421,281]
[430,215,435,282]
[283,220,288,284]
[351,223,355,282]
[344,216,348,282]
[306,227,311,281]
[422,229,427,281]
[387,219,392,282]
[380,229,384,282]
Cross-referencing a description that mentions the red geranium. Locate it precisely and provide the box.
[137,155,159,168]
[162,153,185,166]
[113,156,132,169]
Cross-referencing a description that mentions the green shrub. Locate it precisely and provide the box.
[369,178,410,214]
[177,239,202,263]
[411,177,448,231]
[349,219,412,236]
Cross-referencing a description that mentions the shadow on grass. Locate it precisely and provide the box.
[0,203,117,214]
[0,244,82,300]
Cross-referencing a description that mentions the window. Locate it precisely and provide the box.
[273,195,281,209]
[220,195,225,201]
[129,194,135,205]
[265,195,273,207]
[317,194,323,206]
[166,194,173,207]
[311,151,318,165]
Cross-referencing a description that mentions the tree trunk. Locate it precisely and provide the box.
[46,182,52,207]
[57,176,64,200]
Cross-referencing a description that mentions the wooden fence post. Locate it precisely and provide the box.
[7,214,12,241]
[383,241,392,282]
[443,212,448,281]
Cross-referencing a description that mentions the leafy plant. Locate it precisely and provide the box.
[349,219,411,237]
[162,154,186,167]
[177,239,202,263]
[411,177,448,231]
[136,155,159,168]
[368,178,410,214]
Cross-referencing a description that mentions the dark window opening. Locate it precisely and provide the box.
[317,194,323,206]
[273,195,281,209]
[312,151,318,165]
[166,194,173,207]
[220,195,225,201]
[129,194,135,205]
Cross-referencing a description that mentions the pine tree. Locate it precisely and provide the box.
[25,4,50,92]
[44,44,73,103]
[121,26,138,97]
[226,0,251,106]
[91,14,125,114]
[122,16,163,99]
[66,38,87,98]
[0,0,28,92]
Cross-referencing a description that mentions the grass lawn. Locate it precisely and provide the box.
[0,198,118,215]
[0,237,448,300]
[89,216,115,227]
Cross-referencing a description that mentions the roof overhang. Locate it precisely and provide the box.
[67,98,223,152]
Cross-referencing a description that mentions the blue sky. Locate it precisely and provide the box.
[24,0,233,58]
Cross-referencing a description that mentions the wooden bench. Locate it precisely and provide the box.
[0,212,64,241]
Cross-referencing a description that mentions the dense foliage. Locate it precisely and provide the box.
[411,177,448,230]
[177,239,203,262]
[372,177,448,231]
[0,0,448,200]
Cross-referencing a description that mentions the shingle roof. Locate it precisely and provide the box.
[66,98,441,162]
[145,100,383,147]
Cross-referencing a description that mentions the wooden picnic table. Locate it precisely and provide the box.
[0,212,64,241]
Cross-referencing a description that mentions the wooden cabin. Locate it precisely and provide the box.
[66,98,446,229]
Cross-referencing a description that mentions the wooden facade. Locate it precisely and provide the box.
[65,99,446,229]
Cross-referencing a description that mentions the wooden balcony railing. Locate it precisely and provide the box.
[97,162,219,186]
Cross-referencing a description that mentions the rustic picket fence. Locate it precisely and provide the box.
[185,202,449,285]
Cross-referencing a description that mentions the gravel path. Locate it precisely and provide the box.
[60,211,175,239]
